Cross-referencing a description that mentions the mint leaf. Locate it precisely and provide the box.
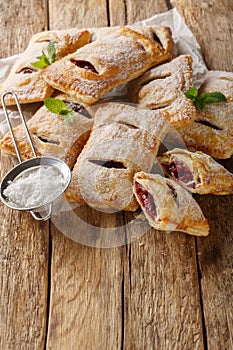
[47,41,56,64]
[60,108,74,123]
[44,98,67,114]
[184,87,227,110]
[184,87,198,102]
[199,92,227,105]
[44,98,74,122]
[32,41,56,69]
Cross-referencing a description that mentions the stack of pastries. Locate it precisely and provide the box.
[0,25,232,237]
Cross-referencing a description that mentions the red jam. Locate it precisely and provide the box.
[17,67,37,74]
[135,181,157,218]
[70,59,98,73]
[165,160,194,187]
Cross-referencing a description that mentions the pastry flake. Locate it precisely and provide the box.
[65,102,169,210]
[158,148,233,195]
[42,27,172,105]
[128,54,196,127]
[133,172,210,236]
[0,93,93,168]
[177,70,233,159]
[0,29,91,106]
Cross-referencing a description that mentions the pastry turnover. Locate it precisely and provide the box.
[65,102,169,211]
[178,70,233,159]
[128,55,196,127]
[0,29,91,106]
[133,172,210,236]
[42,27,172,105]
[158,148,233,195]
[0,94,93,168]
[90,25,174,55]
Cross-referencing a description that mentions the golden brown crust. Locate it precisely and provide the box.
[89,25,174,54]
[0,93,93,168]
[0,29,91,106]
[65,102,169,210]
[42,27,172,105]
[128,55,196,127]
[133,172,209,236]
[177,70,233,159]
[158,148,233,195]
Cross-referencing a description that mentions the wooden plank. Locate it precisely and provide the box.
[171,1,233,348]
[0,0,48,57]
[109,0,168,25]
[0,1,49,348]
[46,2,125,349]
[110,1,205,349]
[48,0,108,29]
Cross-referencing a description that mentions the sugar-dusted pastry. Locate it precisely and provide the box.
[158,148,233,195]
[65,102,169,211]
[128,55,196,127]
[0,28,91,106]
[199,70,233,102]
[133,172,210,236]
[42,27,172,105]
[0,94,93,168]
[90,25,174,55]
[177,71,233,159]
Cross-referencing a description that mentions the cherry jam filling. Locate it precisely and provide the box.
[65,102,91,118]
[17,67,37,74]
[70,59,98,73]
[135,181,157,219]
[163,160,195,188]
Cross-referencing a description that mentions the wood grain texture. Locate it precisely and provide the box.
[48,0,108,29]
[109,0,168,26]
[46,2,125,349]
[0,0,47,57]
[123,228,205,350]
[0,1,49,349]
[0,155,49,350]
[171,1,233,348]
[171,0,233,70]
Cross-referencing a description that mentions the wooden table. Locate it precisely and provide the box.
[0,1,232,349]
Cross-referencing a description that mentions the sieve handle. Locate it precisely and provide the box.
[30,203,53,221]
[1,92,37,163]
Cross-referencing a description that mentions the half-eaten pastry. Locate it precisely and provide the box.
[0,28,91,106]
[158,148,233,195]
[42,27,172,105]
[128,54,196,127]
[133,172,210,236]
[0,93,93,168]
[65,102,169,211]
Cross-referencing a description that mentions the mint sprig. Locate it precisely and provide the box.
[32,41,56,69]
[44,98,74,123]
[184,87,227,110]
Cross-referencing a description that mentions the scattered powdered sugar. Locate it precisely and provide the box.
[4,165,66,209]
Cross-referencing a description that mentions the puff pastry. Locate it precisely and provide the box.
[90,25,174,55]
[128,55,196,127]
[0,29,91,106]
[177,71,233,159]
[133,172,210,236]
[158,148,233,195]
[0,94,93,168]
[42,27,172,105]
[65,102,169,211]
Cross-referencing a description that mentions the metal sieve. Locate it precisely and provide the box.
[0,92,71,221]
